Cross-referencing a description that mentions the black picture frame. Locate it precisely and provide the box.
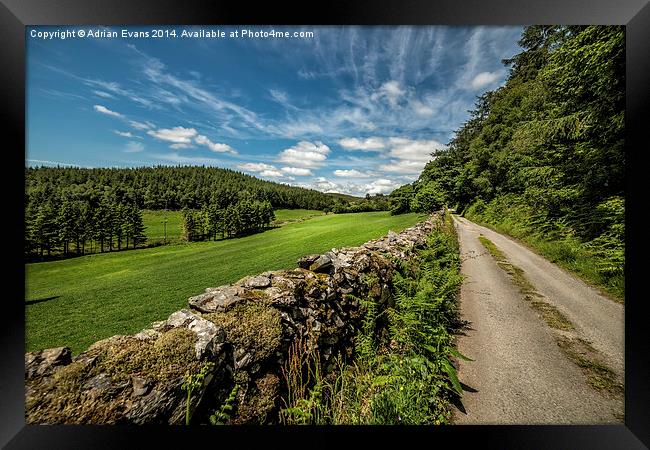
[2,0,648,447]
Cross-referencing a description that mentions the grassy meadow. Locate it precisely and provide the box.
[26,211,423,354]
[141,208,325,244]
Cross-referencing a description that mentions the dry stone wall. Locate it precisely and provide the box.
[25,214,439,424]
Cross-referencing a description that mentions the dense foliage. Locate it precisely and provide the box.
[25,197,146,260]
[328,194,390,214]
[391,26,625,297]
[26,166,335,211]
[181,200,275,241]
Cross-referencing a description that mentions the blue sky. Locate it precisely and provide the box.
[27,25,523,196]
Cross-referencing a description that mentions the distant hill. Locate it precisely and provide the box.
[25,165,335,211]
[326,192,364,203]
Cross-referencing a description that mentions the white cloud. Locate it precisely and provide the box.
[338,137,386,152]
[333,169,372,178]
[278,141,330,168]
[114,130,136,138]
[411,100,434,116]
[373,80,405,107]
[195,135,237,154]
[470,71,502,90]
[379,159,428,174]
[387,137,444,162]
[269,89,288,104]
[238,163,277,173]
[124,141,144,153]
[93,104,124,118]
[170,143,192,149]
[261,169,284,178]
[147,126,197,145]
[93,90,115,99]
[312,177,339,192]
[365,178,401,195]
[372,137,446,174]
[129,120,152,130]
[281,167,313,176]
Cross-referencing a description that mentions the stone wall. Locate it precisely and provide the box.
[25,214,438,424]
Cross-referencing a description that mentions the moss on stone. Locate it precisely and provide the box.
[26,327,200,424]
[203,300,283,363]
[232,373,280,424]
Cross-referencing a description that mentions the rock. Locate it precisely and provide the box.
[25,346,72,379]
[244,274,271,289]
[309,254,332,273]
[133,328,160,341]
[188,285,243,313]
[132,377,151,396]
[297,254,321,269]
[165,309,226,359]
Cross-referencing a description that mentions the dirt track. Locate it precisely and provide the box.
[452,216,624,424]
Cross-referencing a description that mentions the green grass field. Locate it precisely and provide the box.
[26,211,423,354]
[272,209,324,223]
[142,209,324,244]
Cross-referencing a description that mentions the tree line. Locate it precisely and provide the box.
[25,197,146,260]
[390,25,624,285]
[26,165,335,212]
[181,199,275,241]
[327,194,390,214]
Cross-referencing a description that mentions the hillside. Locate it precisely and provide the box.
[25,165,336,211]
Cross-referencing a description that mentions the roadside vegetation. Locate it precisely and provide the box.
[278,211,466,424]
[26,211,422,354]
[388,26,625,301]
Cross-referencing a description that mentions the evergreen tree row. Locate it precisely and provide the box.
[26,165,335,212]
[181,199,275,242]
[25,197,146,260]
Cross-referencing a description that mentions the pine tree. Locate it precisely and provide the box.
[130,204,147,248]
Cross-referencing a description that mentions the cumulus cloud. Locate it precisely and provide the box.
[470,71,502,90]
[147,126,198,145]
[195,134,237,154]
[261,169,284,177]
[93,104,124,118]
[338,137,386,152]
[281,167,313,176]
[375,137,446,174]
[364,178,401,195]
[333,169,372,178]
[293,175,402,197]
[238,163,277,172]
[278,141,330,168]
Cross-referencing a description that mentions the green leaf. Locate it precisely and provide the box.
[441,357,463,395]
[448,347,474,361]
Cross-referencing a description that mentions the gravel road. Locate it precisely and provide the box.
[452,216,624,424]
